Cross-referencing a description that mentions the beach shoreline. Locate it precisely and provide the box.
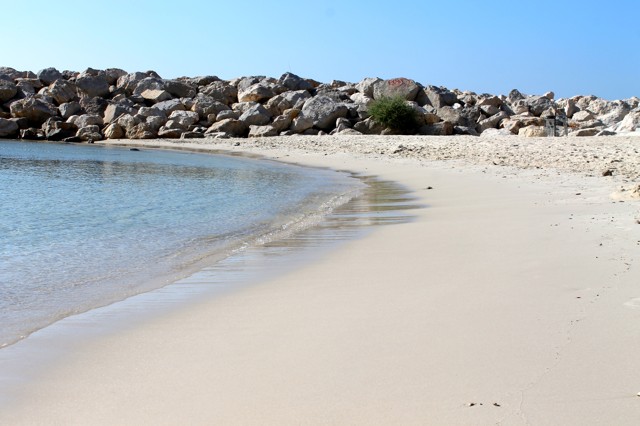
[1,135,640,425]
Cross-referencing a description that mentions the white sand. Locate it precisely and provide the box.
[1,135,640,425]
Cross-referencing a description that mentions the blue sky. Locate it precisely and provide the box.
[3,0,638,100]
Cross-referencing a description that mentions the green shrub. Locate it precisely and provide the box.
[368,96,418,133]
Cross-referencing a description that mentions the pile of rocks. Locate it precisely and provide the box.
[1,66,639,141]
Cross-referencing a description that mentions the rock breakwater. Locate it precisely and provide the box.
[0,67,639,141]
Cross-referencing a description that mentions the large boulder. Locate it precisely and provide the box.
[288,115,313,133]
[205,118,247,137]
[37,67,63,85]
[141,89,172,103]
[518,125,546,137]
[133,77,165,96]
[418,121,454,136]
[42,117,77,140]
[0,80,17,102]
[612,110,640,133]
[116,72,147,95]
[0,117,19,137]
[278,72,313,91]
[153,99,185,115]
[103,103,135,123]
[525,95,553,116]
[476,111,509,133]
[353,117,385,135]
[238,103,271,126]
[59,101,82,119]
[168,110,199,128]
[238,82,278,103]
[164,79,196,98]
[75,72,110,97]
[104,68,127,85]
[191,95,230,119]
[200,81,238,105]
[80,96,108,115]
[264,90,311,116]
[420,85,458,108]
[248,124,278,137]
[301,96,348,130]
[373,78,420,101]
[10,97,58,125]
[356,77,382,98]
[72,114,103,128]
[103,122,125,139]
[49,80,78,104]
[76,125,103,141]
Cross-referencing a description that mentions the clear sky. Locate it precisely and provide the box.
[3,0,638,100]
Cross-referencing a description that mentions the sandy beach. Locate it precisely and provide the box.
[1,135,640,425]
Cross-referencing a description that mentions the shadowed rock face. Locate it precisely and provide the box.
[0,67,637,141]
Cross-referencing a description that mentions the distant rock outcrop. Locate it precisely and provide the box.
[0,65,638,142]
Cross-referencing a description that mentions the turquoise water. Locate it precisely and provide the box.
[0,140,361,347]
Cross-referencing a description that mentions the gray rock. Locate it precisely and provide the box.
[168,110,199,127]
[15,78,42,97]
[116,72,147,95]
[164,80,196,98]
[453,126,479,136]
[74,114,103,128]
[419,121,454,136]
[525,96,553,116]
[238,104,271,126]
[205,118,247,137]
[133,77,165,96]
[477,95,502,108]
[181,131,205,139]
[571,127,601,137]
[264,90,311,116]
[200,81,237,105]
[271,115,292,132]
[116,114,141,132]
[191,95,230,118]
[104,68,127,85]
[507,89,525,104]
[290,116,314,133]
[518,125,546,137]
[373,78,420,101]
[421,86,458,108]
[238,82,278,103]
[75,72,110,97]
[126,122,158,139]
[103,103,135,123]
[215,110,241,121]
[10,97,58,125]
[76,125,103,141]
[0,117,18,137]
[612,111,640,133]
[158,127,183,138]
[80,96,108,115]
[37,68,63,85]
[59,101,82,119]
[103,122,125,139]
[476,111,508,133]
[599,106,630,127]
[356,77,382,98]
[0,80,18,102]
[137,107,166,119]
[49,80,78,104]
[42,117,77,140]
[278,72,313,91]
[301,96,348,130]
[153,99,185,114]
[141,89,172,103]
[572,110,594,122]
[353,117,385,135]
[248,124,278,137]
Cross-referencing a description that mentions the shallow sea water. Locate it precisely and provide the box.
[0,140,363,347]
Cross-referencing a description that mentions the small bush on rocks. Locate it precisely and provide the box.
[368,96,418,133]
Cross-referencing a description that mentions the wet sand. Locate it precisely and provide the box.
[1,135,640,425]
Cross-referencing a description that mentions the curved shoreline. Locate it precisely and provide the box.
[1,135,640,425]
